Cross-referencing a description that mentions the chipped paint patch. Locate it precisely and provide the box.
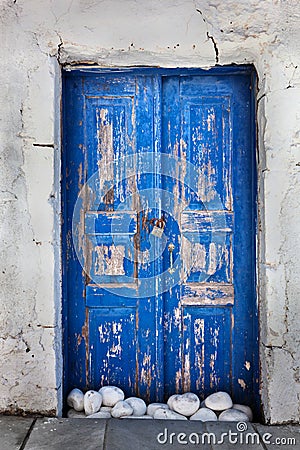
[238,378,247,390]
[194,318,205,391]
[94,244,125,276]
[245,361,251,371]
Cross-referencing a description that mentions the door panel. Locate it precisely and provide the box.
[62,68,258,415]
[182,307,231,393]
[88,308,137,395]
[181,96,232,210]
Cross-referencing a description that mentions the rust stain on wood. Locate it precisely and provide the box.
[76,333,82,348]
[175,369,181,393]
[81,308,89,386]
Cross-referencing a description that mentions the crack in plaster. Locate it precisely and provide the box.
[55,32,64,63]
[0,190,17,200]
[19,102,24,132]
[196,8,219,64]
[17,72,37,140]
[206,31,219,64]
[39,333,45,352]
[31,32,48,57]
[50,0,74,26]
[257,92,266,104]
[261,342,296,362]
[286,62,298,89]
[278,179,300,361]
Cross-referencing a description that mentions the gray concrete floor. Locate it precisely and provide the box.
[0,416,299,450]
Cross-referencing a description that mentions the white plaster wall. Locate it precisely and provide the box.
[0,0,299,423]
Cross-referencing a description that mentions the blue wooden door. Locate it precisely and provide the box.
[62,67,259,414]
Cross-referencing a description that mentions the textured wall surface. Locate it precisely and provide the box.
[0,0,299,423]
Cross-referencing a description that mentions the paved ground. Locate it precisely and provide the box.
[0,416,299,450]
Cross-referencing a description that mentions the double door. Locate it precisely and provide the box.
[63,67,258,412]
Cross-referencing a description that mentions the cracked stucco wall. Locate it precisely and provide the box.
[0,0,299,423]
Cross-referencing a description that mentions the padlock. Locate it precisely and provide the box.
[151,218,165,238]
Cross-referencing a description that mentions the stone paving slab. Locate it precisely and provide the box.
[207,421,263,449]
[255,424,299,449]
[104,418,212,449]
[24,418,106,450]
[0,416,34,450]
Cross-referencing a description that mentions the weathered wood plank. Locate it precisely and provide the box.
[85,211,137,235]
[181,211,233,233]
[182,283,234,305]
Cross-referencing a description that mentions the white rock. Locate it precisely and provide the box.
[84,390,102,416]
[86,411,111,419]
[67,388,84,412]
[125,397,147,416]
[233,404,253,421]
[147,403,169,417]
[121,415,153,419]
[67,409,86,418]
[153,409,188,420]
[204,392,233,411]
[111,400,133,418]
[190,408,218,421]
[170,393,200,417]
[167,394,178,410]
[99,386,125,407]
[219,408,250,422]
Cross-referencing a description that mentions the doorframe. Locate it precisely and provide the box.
[60,64,260,417]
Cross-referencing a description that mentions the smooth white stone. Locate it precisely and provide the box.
[204,392,233,411]
[153,408,188,420]
[111,400,133,418]
[99,386,125,407]
[190,407,218,422]
[84,390,102,416]
[121,415,153,419]
[67,409,86,418]
[147,403,169,417]
[86,411,111,419]
[219,408,250,422]
[232,404,253,421]
[67,388,84,412]
[167,394,178,410]
[125,397,147,416]
[170,393,200,417]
